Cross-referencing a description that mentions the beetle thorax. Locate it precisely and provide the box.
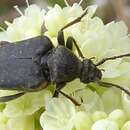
[80,59,102,83]
[45,46,82,83]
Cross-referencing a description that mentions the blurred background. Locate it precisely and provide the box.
[0,0,130,32]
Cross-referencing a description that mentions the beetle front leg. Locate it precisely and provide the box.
[60,8,88,31]
[66,36,84,58]
[57,31,65,46]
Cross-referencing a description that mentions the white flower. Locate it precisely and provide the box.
[1,4,46,42]
[121,121,130,130]
[0,2,130,130]
[92,119,119,130]
[3,89,52,117]
[92,111,107,122]
[122,91,130,117]
[40,98,76,130]
[74,111,93,130]
[101,88,121,113]
[108,109,127,128]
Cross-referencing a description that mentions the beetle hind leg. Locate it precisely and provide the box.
[0,92,25,102]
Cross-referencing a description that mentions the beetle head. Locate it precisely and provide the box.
[80,59,102,83]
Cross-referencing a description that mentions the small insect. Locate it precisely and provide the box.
[0,8,130,105]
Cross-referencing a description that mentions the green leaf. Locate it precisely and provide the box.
[47,0,65,7]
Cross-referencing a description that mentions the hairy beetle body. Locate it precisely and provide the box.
[0,7,130,104]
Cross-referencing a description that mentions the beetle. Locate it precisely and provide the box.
[0,8,130,105]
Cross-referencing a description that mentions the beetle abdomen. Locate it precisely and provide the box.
[0,36,53,91]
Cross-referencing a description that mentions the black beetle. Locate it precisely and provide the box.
[0,8,130,105]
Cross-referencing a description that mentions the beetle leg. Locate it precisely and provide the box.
[53,83,80,106]
[58,90,81,106]
[66,36,84,58]
[66,37,73,50]
[57,8,88,47]
[53,83,66,97]
[57,8,88,50]
[0,92,25,102]
[57,31,65,46]
[60,8,88,31]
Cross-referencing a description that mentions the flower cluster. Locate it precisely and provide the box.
[0,2,130,130]
[40,98,130,130]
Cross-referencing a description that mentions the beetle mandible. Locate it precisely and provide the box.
[0,8,130,105]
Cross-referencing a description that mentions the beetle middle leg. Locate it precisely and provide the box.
[53,83,66,97]
[57,30,84,58]
[54,89,81,106]
[58,90,80,106]
[66,36,84,58]
[53,83,80,106]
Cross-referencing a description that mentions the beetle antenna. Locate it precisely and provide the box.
[60,7,88,31]
[0,92,25,102]
[96,81,130,96]
[96,53,130,66]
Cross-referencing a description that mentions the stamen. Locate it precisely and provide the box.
[78,0,84,6]
[5,21,11,26]
[64,0,70,6]
[0,27,5,31]
[14,5,24,16]
[26,0,30,7]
